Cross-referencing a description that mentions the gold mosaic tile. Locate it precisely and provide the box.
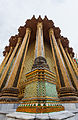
[44,42,55,72]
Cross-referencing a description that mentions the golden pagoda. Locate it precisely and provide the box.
[0,15,78,113]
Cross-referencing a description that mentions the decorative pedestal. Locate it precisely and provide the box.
[59,87,78,101]
[0,87,19,102]
[17,57,64,113]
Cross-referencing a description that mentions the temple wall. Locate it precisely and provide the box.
[20,41,55,85]
[19,41,35,85]
[19,40,57,98]
[44,42,55,73]
[23,42,57,99]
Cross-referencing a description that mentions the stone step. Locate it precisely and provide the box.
[6,111,75,120]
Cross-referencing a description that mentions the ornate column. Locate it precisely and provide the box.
[73,60,78,74]
[0,28,31,102]
[32,22,49,70]
[35,22,45,58]
[58,39,78,90]
[0,38,21,91]
[0,53,8,70]
[49,28,77,101]
[65,48,78,78]
[4,28,31,88]
[0,53,8,78]
[0,49,12,77]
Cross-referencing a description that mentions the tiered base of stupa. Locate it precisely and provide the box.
[16,100,64,113]
[16,56,64,113]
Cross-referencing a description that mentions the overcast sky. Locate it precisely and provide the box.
[0,0,78,64]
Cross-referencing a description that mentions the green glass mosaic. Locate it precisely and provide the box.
[45,82,58,97]
[37,81,46,97]
[24,81,37,98]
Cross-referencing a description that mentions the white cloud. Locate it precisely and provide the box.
[0,0,78,64]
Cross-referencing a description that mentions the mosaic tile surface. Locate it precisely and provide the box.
[45,82,58,97]
[19,41,35,84]
[24,81,37,98]
[44,42,55,72]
